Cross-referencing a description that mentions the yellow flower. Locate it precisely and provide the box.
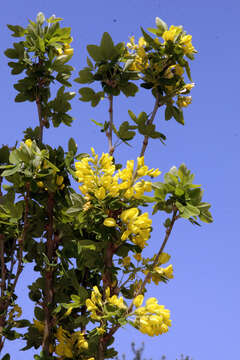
[180,34,196,55]
[33,319,44,333]
[95,187,106,200]
[65,306,73,316]
[162,264,174,279]
[177,96,192,108]
[103,217,116,227]
[25,139,32,148]
[120,208,139,223]
[133,253,142,262]
[158,252,170,265]
[56,175,64,186]
[184,83,195,91]
[108,295,127,309]
[162,25,182,42]
[133,295,144,308]
[37,181,44,188]
[64,48,74,56]
[122,256,131,267]
[96,327,105,335]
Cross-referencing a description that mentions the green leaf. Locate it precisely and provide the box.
[86,56,93,69]
[172,106,184,125]
[34,307,44,321]
[118,121,137,141]
[7,24,25,37]
[1,354,10,360]
[36,12,45,25]
[75,69,94,84]
[8,62,25,75]
[77,240,96,251]
[184,61,193,82]
[68,138,77,155]
[128,110,137,123]
[37,37,45,52]
[165,105,173,120]
[100,32,116,59]
[91,119,104,127]
[4,49,18,59]
[141,27,159,50]
[79,87,96,101]
[155,17,168,34]
[120,82,138,97]
[1,166,18,177]
[87,45,103,62]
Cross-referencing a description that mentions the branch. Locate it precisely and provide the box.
[42,191,55,355]
[0,176,2,197]
[36,96,43,144]
[139,92,160,158]
[129,208,178,312]
[101,209,179,346]
[0,235,6,299]
[106,95,114,155]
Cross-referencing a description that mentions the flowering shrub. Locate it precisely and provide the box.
[0,13,212,360]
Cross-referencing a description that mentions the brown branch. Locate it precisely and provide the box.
[9,184,30,300]
[128,208,178,313]
[36,96,43,144]
[106,95,114,155]
[0,184,30,353]
[42,191,55,355]
[0,235,6,298]
[139,92,160,158]
[99,209,179,352]
[0,176,2,197]
[7,238,16,287]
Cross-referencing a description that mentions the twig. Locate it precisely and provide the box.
[107,95,114,155]
[42,191,55,355]
[100,208,178,347]
[0,176,2,197]
[0,235,6,298]
[9,184,30,299]
[36,96,43,143]
[139,93,160,158]
[7,238,16,287]
[128,208,178,313]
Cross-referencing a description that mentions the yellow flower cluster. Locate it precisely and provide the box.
[55,326,88,358]
[141,252,173,285]
[56,37,74,56]
[151,264,174,285]
[180,34,196,55]
[75,149,160,203]
[25,139,33,148]
[133,297,171,336]
[177,95,192,108]
[85,286,127,320]
[164,64,184,78]
[162,25,182,42]
[127,36,149,71]
[120,207,152,249]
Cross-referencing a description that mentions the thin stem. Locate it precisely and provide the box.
[42,192,55,355]
[0,235,5,298]
[36,96,43,143]
[101,209,178,345]
[139,93,160,158]
[0,176,2,197]
[107,95,114,155]
[0,184,30,354]
[128,209,178,312]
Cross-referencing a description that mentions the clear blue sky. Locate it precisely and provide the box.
[1,1,239,359]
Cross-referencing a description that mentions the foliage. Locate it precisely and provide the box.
[0,12,212,360]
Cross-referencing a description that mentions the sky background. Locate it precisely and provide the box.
[0,0,239,359]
